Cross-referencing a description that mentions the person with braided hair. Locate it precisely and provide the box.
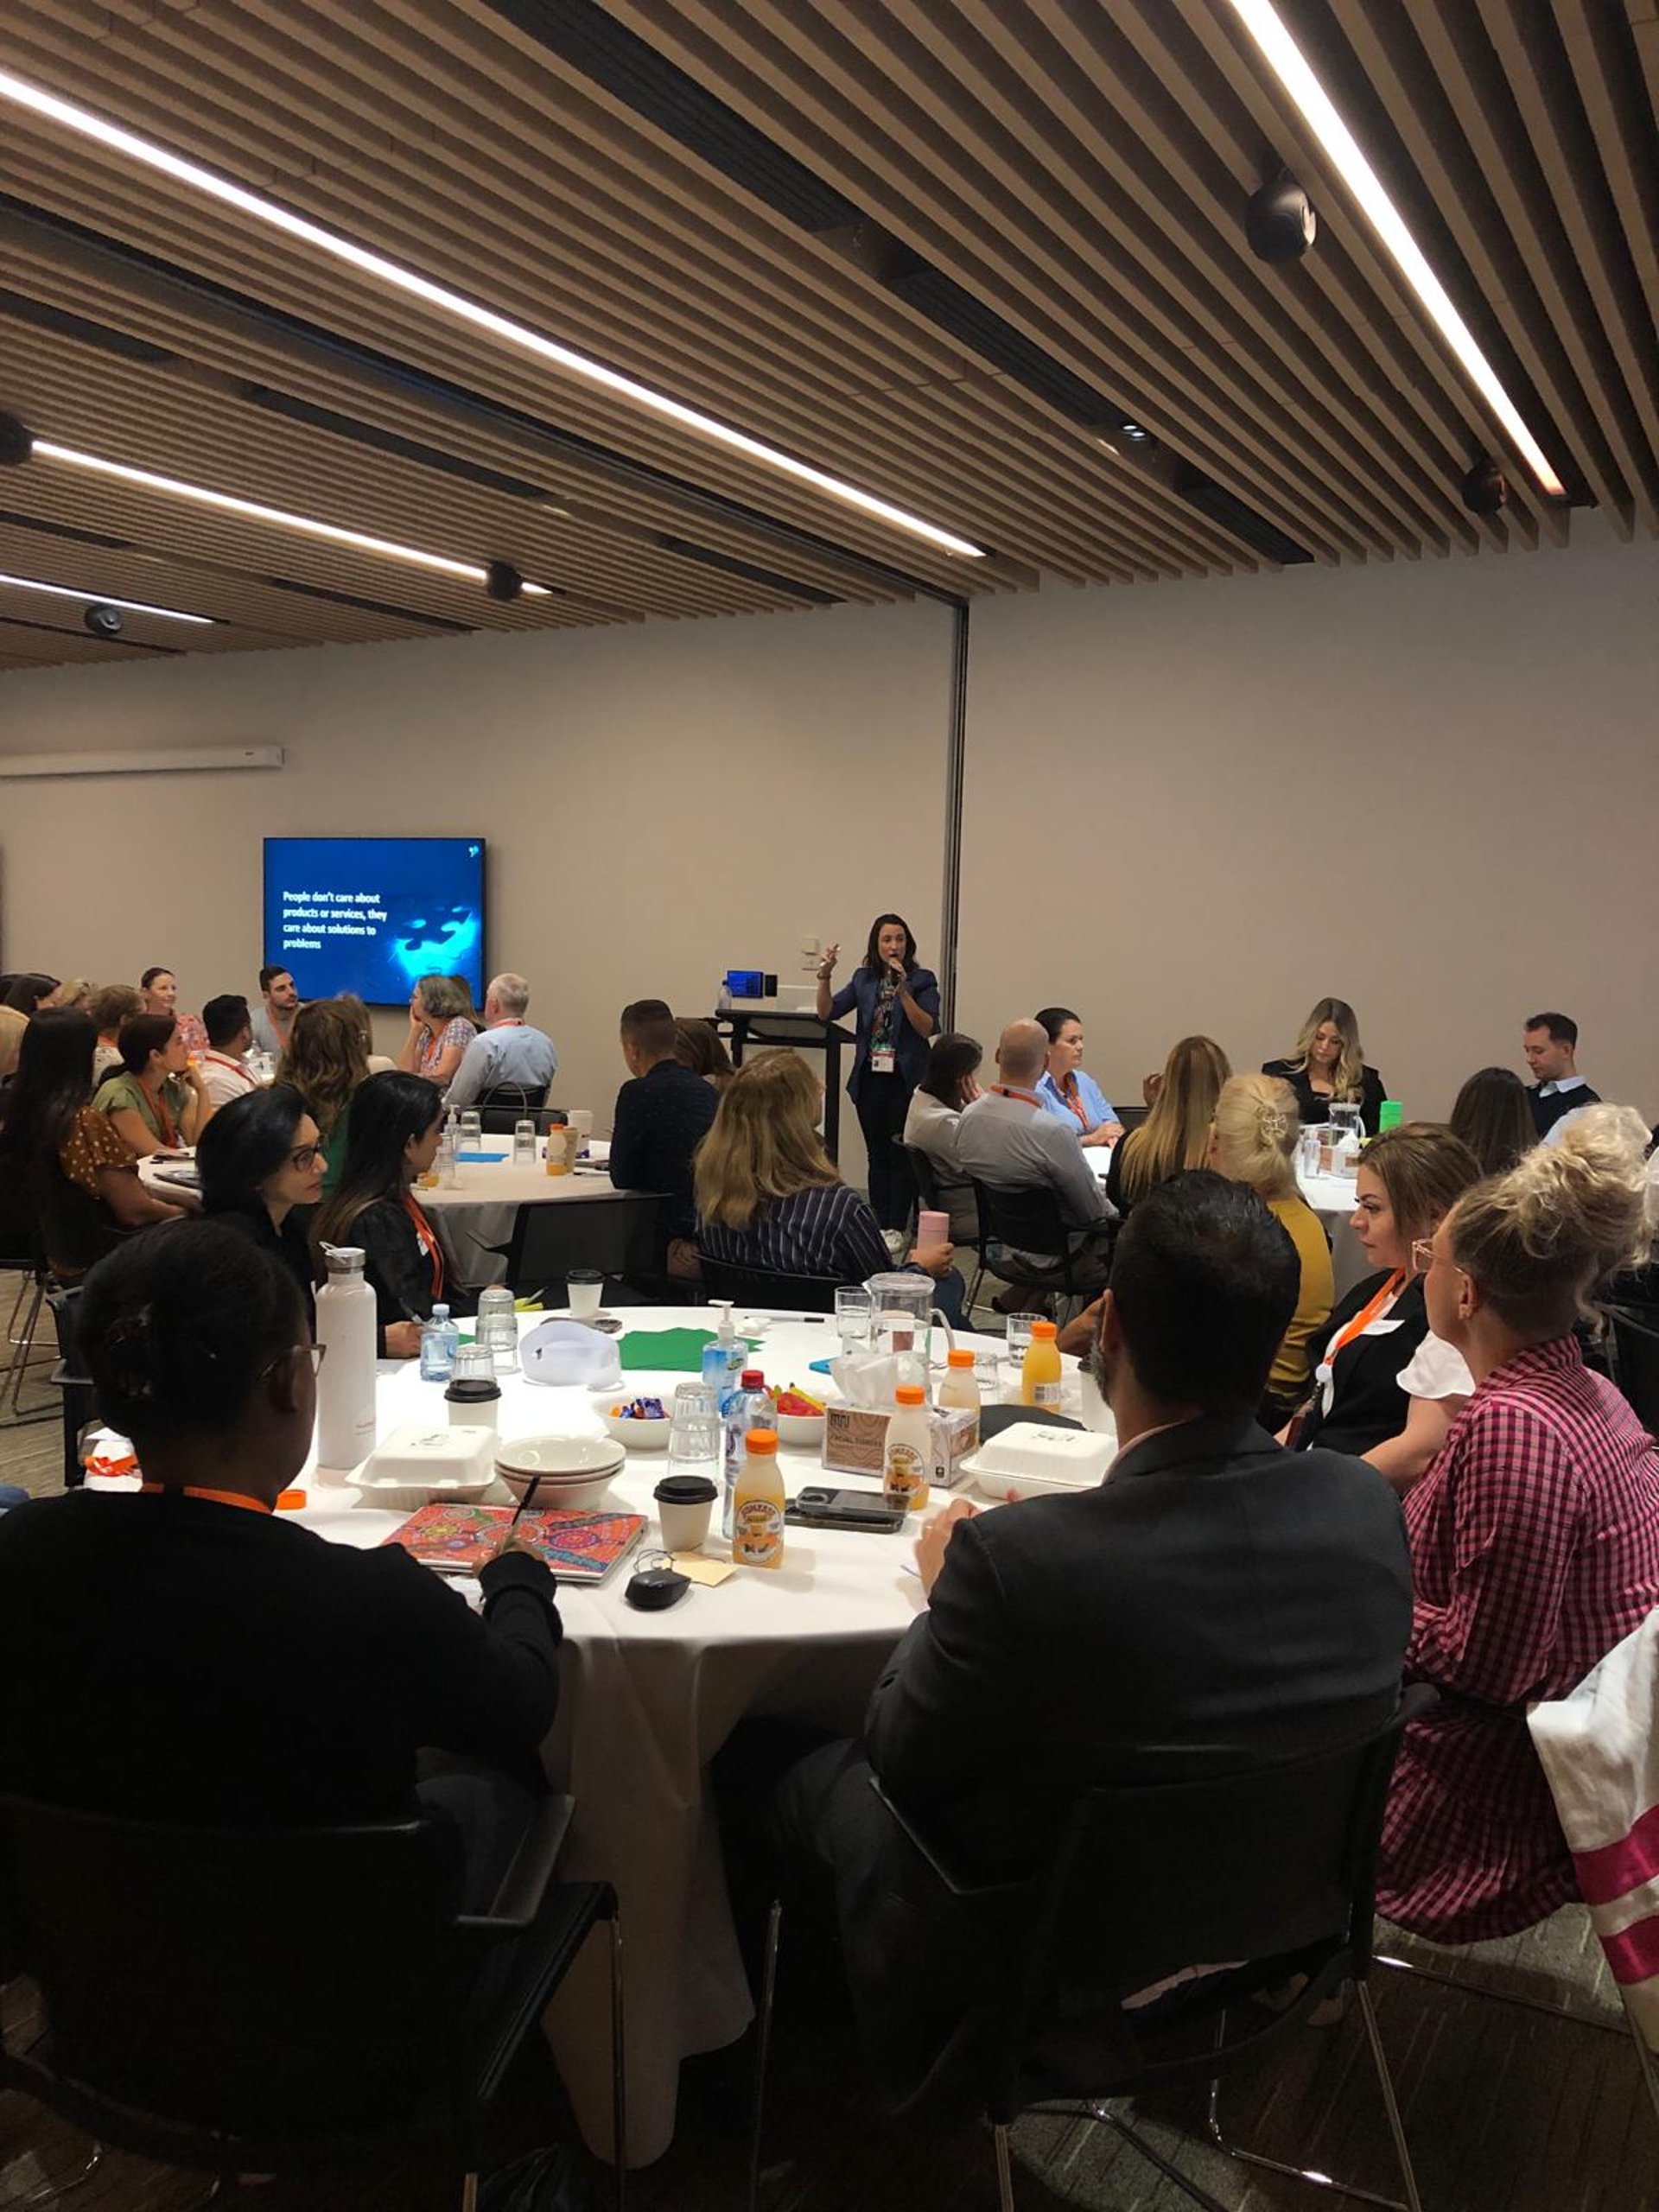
[1208,1072,1335,1428]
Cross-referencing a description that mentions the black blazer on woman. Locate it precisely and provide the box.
[1262,1058,1387,1137]
[350,1194,471,1348]
[1297,1269,1429,1459]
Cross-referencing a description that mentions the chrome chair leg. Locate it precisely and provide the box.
[746,1900,782,2212]
[460,2175,479,2212]
[609,1910,627,2212]
[0,2139,102,2208]
[993,2121,1014,2212]
[1375,1948,1624,2036]
[1089,2103,1231,2211]
[1205,1992,1422,2212]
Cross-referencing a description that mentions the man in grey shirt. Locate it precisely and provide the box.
[957,1019,1114,1296]
[443,972,558,1110]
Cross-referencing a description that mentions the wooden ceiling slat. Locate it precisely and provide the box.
[1553,1,1659,367]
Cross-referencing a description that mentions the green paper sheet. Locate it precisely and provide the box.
[617,1327,718,1373]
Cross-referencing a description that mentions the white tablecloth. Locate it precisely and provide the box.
[296,1307,1052,2166]
[420,1139,629,1287]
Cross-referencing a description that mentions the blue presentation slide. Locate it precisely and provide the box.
[264,837,486,1006]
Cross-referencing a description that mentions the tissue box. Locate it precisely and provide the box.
[822,1402,978,1490]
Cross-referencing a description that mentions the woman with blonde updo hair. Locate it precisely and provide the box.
[1208,1073,1334,1427]
[1379,1105,1659,1944]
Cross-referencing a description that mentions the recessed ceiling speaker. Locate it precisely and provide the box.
[0,412,34,467]
[1245,173,1317,263]
[83,602,124,639]
[1462,458,1509,514]
[485,560,524,602]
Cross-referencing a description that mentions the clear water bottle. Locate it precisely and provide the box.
[419,1302,460,1382]
[715,976,733,1013]
[719,1367,775,1538]
[512,1118,537,1166]
[475,1283,518,1375]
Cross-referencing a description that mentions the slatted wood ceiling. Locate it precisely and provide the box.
[0,0,1654,669]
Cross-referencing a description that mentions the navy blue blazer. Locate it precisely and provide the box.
[830,963,941,1100]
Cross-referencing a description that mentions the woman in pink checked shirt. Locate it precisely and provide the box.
[1379,1105,1659,1942]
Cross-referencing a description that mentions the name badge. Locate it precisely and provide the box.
[870,1048,897,1076]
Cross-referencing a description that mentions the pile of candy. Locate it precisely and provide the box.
[610,1395,667,1421]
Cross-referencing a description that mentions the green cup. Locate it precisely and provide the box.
[1377,1099,1403,1131]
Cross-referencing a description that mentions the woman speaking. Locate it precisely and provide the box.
[816,914,940,1232]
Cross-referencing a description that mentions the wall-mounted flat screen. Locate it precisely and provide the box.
[263,836,486,1007]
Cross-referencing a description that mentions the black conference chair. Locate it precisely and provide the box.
[0,1162,50,1424]
[44,1285,94,1489]
[749,1688,1433,2212]
[970,1178,1112,1322]
[0,1790,626,2211]
[699,1257,841,1315]
[473,1084,547,1135]
[1610,1306,1659,1440]
[490,1191,670,1305]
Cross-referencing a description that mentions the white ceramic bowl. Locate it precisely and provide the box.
[493,1433,626,1506]
[774,1408,827,1449]
[592,1396,673,1452]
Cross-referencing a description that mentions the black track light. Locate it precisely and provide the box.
[485,560,525,602]
[1461,458,1509,514]
[83,602,124,639]
[1245,173,1317,264]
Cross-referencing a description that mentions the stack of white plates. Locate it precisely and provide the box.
[493,1433,626,1508]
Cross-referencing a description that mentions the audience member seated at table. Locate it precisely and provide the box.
[610,997,718,1278]
[89,982,143,1085]
[197,993,259,1109]
[901,1032,983,1245]
[1449,1065,1536,1179]
[1263,996,1387,1135]
[1033,1006,1123,1147]
[0,1005,24,1084]
[1379,1106,1659,1942]
[314,1071,454,1357]
[0,1010,188,1277]
[279,998,371,1198]
[696,1050,958,1313]
[335,990,395,1073]
[442,970,558,1112]
[48,977,93,1014]
[396,973,478,1090]
[250,963,302,1060]
[3,972,60,1018]
[1297,1124,1483,1483]
[957,1021,1113,1301]
[197,1084,327,1333]
[1208,1073,1334,1430]
[0,1223,563,1903]
[140,965,207,1058]
[93,1014,213,1154]
[674,1016,735,1089]
[1105,1033,1231,1216]
[1522,1010,1599,1140]
[733,1173,1410,2093]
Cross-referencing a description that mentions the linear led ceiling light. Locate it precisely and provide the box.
[1223,0,1567,498]
[30,441,551,594]
[0,67,986,561]
[0,570,213,623]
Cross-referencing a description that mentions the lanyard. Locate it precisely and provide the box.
[991,1084,1042,1108]
[145,1082,179,1147]
[138,1483,270,1515]
[1329,1269,1405,1360]
[1056,1073,1091,1132]
[404,1192,445,1300]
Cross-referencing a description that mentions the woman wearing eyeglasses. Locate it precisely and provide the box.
[314,1072,454,1358]
[196,1083,327,1335]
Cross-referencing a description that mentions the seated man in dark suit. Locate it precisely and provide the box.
[609,996,719,1278]
[0,1221,563,1905]
[744,1172,1412,2089]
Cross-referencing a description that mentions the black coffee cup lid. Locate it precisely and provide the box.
[653,1474,718,1503]
[444,1377,501,1402]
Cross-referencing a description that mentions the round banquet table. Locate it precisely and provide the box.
[418,1136,632,1289]
[1089,1147,1370,1296]
[294,1306,1086,2167]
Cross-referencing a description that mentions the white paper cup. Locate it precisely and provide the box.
[655,1478,717,1552]
[567,1268,604,1319]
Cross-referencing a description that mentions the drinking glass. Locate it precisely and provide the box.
[459,1110,483,1152]
[512,1119,537,1166]
[475,1284,518,1374]
[835,1286,874,1353]
[665,1408,722,1490]
[1005,1313,1036,1371]
[974,1349,1007,1404]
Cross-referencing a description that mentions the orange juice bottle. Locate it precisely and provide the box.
[1020,1319,1064,1411]
[731,1428,785,1569]
[937,1346,982,1453]
[883,1383,932,1515]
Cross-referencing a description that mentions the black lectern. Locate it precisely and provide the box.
[714,1009,858,1162]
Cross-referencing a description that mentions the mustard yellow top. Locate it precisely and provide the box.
[1267,1192,1337,1402]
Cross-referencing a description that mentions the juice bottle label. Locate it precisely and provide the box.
[1032,1379,1065,1409]
[733,1496,785,1567]
[884,1442,930,1513]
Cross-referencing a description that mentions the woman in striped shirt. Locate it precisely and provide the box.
[696,1051,956,1301]
[1379,1105,1659,1942]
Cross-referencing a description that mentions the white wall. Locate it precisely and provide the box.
[0,600,957,1176]
[958,514,1659,1124]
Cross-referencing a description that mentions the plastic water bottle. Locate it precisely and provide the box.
[715,976,733,1013]
[719,1367,775,1538]
[314,1247,378,1470]
[420,1302,459,1382]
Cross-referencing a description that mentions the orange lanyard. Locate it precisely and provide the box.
[139,1484,270,1514]
[404,1192,445,1300]
[1329,1269,1405,1360]
[1056,1073,1090,1131]
[145,1083,179,1147]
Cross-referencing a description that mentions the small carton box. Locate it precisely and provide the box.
[821,1402,978,1490]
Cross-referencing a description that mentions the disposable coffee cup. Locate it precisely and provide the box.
[444,1376,500,1429]
[569,1109,594,1150]
[654,1473,718,1553]
[567,1267,604,1319]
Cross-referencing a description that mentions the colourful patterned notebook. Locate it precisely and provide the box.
[385,1503,645,1585]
